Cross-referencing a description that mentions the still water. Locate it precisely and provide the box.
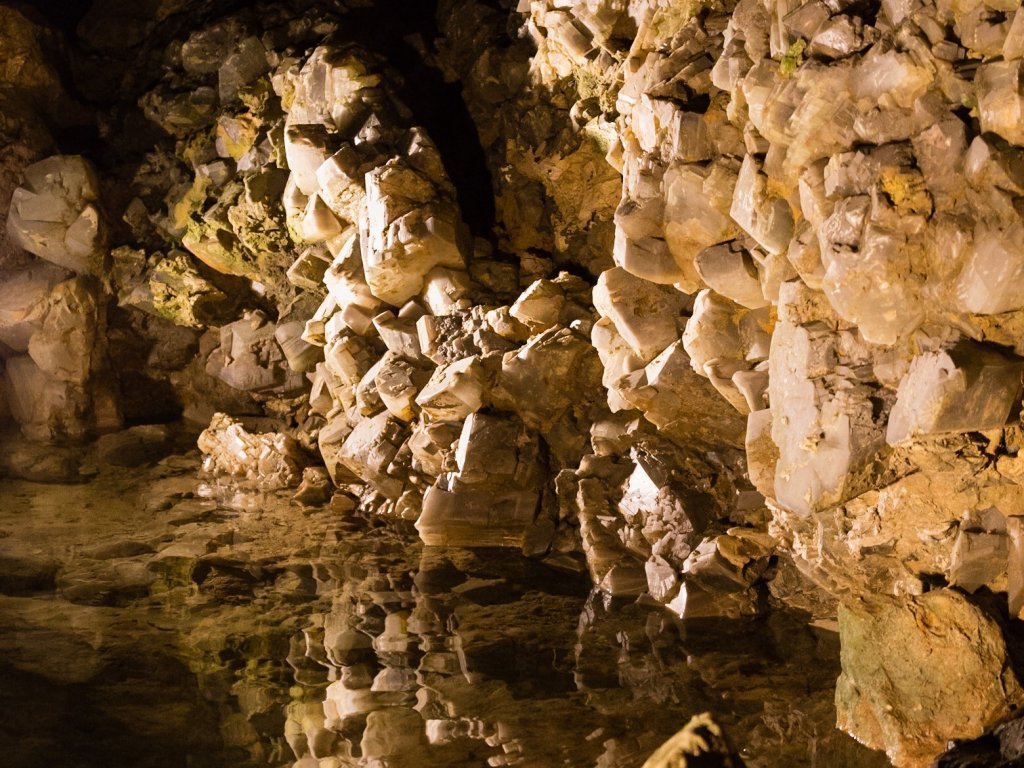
[0,454,887,767]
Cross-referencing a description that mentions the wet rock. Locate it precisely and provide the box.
[293,467,332,506]
[198,412,310,488]
[93,425,175,467]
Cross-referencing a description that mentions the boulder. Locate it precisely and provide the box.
[836,590,1024,767]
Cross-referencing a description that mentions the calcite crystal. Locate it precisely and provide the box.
[7,156,105,275]
[198,412,310,488]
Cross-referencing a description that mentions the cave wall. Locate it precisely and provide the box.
[3,0,1024,764]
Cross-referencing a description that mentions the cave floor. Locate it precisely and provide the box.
[0,453,888,767]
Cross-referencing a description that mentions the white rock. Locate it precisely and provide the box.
[681,290,745,378]
[510,279,565,333]
[693,241,768,309]
[421,267,471,315]
[337,410,407,499]
[976,61,1024,146]
[362,160,465,306]
[0,265,66,352]
[7,155,105,274]
[591,316,645,412]
[315,145,368,223]
[886,344,1024,445]
[414,356,488,421]
[294,192,343,242]
[372,311,422,359]
[197,412,309,488]
[374,351,429,422]
[768,313,884,516]
[729,154,793,255]
[3,355,82,441]
[954,222,1024,315]
[662,160,738,292]
[593,267,687,361]
[282,123,329,195]
[27,278,98,384]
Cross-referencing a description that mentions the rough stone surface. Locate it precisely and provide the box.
[836,590,1024,767]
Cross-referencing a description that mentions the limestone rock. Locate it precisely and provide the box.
[836,590,1024,767]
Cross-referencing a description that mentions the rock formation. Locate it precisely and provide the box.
[3,0,1024,765]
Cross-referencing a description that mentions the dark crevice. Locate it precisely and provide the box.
[337,0,498,241]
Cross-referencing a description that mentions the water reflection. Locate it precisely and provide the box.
[0,467,888,768]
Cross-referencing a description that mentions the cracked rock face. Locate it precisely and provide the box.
[5,0,1024,765]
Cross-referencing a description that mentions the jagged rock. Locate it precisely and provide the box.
[616,340,747,446]
[335,410,408,499]
[3,354,87,441]
[730,155,793,257]
[947,508,1008,594]
[7,154,104,274]
[575,477,647,597]
[593,267,687,361]
[509,278,565,334]
[666,530,773,619]
[415,356,488,422]
[362,159,466,306]
[953,222,1024,316]
[836,590,1024,767]
[492,327,601,435]
[27,277,99,385]
[768,283,889,515]
[112,247,237,328]
[206,312,307,394]
[976,61,1024,147]
[693,240,767,310]
[416,477,541,548]
[198,412,310,488]
[887,344,1024,445]
[932,714,1024,768]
